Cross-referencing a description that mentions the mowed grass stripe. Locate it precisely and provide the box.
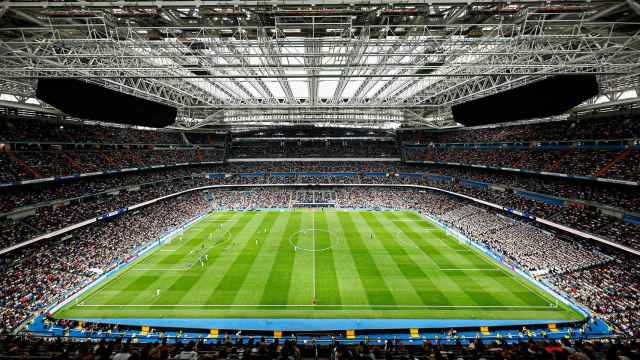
[232,212,293,305]
[146,212,236,266]
[336,212,396,306]
[351,212,425,306]
[385,211,483,269]
[324,211,369,307]
[171,212,264,304]
[149,212,231,261]
[148,211,255,306]
[206,212,280,305]
[314,210,341,305]
[381,212,480,306]
[287,212,315,305]
[85,212,241,305]
[393,213,554,307]
[55,210,582,321]
[117,212,247,306]
[384,211,505,307]
[260,212,302,305]
[398,211,471,252]
[377,213,468,301]
[365,212,450,306]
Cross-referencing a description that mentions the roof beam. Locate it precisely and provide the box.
[5,1,620,8]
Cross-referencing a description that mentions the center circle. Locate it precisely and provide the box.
[288,228,339,252]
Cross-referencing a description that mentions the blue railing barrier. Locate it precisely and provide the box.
[460,179,490,190]
[516,191,565,207]
[426,175,453,182]
[264,172,360,177]
[299,172,358,177]
[576,144,625,150]
[398,173,423,178]
[624,213,640,225]
[237,172,265,177]
[206,173,225,179]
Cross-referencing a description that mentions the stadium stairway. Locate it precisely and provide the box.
[60,152,84,173]
[593,147,634,177]
[101,152,119,169]
[7,151,40,179]
[425,147,434,162]
[129,151,145,167]
[512,149,532,169]
[548,149,573,173]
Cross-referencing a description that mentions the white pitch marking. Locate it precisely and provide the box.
[392,219,429,222]
[438,268,499,271]
[132,267,191,271]
[76,304,558,309]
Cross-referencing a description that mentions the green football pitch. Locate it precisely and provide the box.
[55,209,583,321]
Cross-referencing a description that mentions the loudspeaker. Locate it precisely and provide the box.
[452,74,599,126]
[36,78,178,127]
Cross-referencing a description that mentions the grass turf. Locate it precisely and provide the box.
[55,210,583,321]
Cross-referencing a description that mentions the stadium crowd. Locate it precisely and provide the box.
[4,142,639,185]
[0,187,638,339]
[547,257,640,338]
[444,185,640,251]
[0,176,210,250]
[0,192,209,334]
[2,162,639,253]
[0,111,639,340]
[3,162,639,213]
[0,167,215,213]
[398,113,640,144]
[419,165,640,213]
[438,205,608,274]
[0,148,224,183]
[403,146,640,183]
[0,113,183,145]
[0,335,637,360]
[229,140,399,159]
[0,336,640,360]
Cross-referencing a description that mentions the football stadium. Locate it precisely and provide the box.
[0,0,639,358]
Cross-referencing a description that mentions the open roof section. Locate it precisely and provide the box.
[0,0,639,130]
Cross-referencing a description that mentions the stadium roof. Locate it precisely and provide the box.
[0,0,639,130]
